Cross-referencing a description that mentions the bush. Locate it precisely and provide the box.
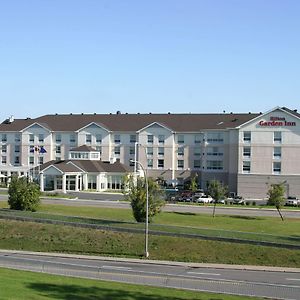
[8,176,41,212]
[252,201,256,206]
[246,201,250,206]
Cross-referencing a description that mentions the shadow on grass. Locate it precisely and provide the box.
[229,215,262,221]
[172,212,197,216]
[27,283,211,300]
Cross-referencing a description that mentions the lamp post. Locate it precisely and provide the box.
[130,159,149,258]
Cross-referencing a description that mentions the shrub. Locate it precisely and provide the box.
[246,201,250,206]
[252,201,256,206]
[8,176,41,212]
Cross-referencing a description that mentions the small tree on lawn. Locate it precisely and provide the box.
[8,176,41,212]
[124,175,165,223]
[207,179,228,218]
[267,183,285,221]
[189,175,198,193]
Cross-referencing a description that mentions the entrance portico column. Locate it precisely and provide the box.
[96,174,100,191]
[40,172,44,192]
[75,174,79,192]
[83,173,88,190]
[62,174,67,194]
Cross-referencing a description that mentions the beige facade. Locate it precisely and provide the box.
[0,107,299,199]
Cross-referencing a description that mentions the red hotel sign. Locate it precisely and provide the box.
[258,116,296,127]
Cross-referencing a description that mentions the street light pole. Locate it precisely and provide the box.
[130,159,149,258]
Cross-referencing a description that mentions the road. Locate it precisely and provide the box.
[0,250,299,299]
[1,193,300,218]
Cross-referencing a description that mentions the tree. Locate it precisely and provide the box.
[267,183,285,221]
[124,175,165,223]
[188,175,198,192]
[207,179,228,218]
[8,176,41,212]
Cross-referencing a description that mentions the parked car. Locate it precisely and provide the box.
[285,196,300,206]
[232,196,245,205]
[195,195,213,204]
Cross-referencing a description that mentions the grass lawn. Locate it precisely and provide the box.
[0,268,262,300]
[0,219,299,267]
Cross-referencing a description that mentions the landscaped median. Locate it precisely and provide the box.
[0,203,299,267]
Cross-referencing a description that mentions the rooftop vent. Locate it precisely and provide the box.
[168,112,171,114]
[231,118,238,122]
[70,113,73,115]
[81,113,84,115]
[116,111,121,114]
[94,113,96,115]
[294,109,298,112]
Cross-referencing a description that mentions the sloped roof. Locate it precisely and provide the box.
[70,145,97,152]
[0,112,262,132]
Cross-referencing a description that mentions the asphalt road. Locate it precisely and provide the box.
[1,194,300,218]
[0,250,299,299]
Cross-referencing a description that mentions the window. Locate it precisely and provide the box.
[177,134,184,144]
[86,134,92,144]
[1,156,6,165]
[114,134,121,144]
[158,147,164,156]
[243,161,251,173]
[147,159,153,168]
[114,146,120,155]
[147,135,154,144]
[158,135,165,144]
[207,132,224,143]
[158,159,164,168]
[273,162,281,174]
[55,134,61,143]
[29,134,34,143]
[194,147,201,156]
[130,135,136,143]
[70,134,76,144]
[194,160,201,168]
[55,157,61,161]
[243,131,251,142]
[15,134,21,142]
[39,156,44,165]
[273,147,281,159]
[177,160,184,169]
[178,147,184,156]
[14,156,20,165]
[96,134,102,144]
[1,134,7,142]
[194,134,201,144]
[55,146,61,154]
[1,145,6,153]
[207,146,223,156]
[147,147,153,156]
[207,160,223,170]
[274,132,282,143]
[38,134,44,143]
[29,156,34,165]
[129,146,135,155]
[243,147,251,158]
[14,145,20,153]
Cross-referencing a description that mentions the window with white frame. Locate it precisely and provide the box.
[147,147,153,156]
[1,156,6,165]
[207,146,223,156]
[130,134,136,143]
[29,134,34,143]
[194,134,201,144]
[158,159,164,168]
[55,134,61,143]
[114,146,120,155]
[207,160,223,170]
[114,134,121,144]
[274,131,282,143]
[147,159,153,168]
[96,134,102,144]
[178,147,184,156]
[243,161,251,173]
[158,135,165,144]
[1,145,6,153]
[243,147,251,158]
[29,156,34,165]
[147,135,154,144]
[194,160,201,169]
[14,156,20,165]
[14,145,20,153]
[273,162,281,174]
[55,146,61,154]
[129,146,135,155]
[70,134,76,144]
[273,147,281,159]
[177,160,184,169]
[38,134,44,143]
[15,134,21,142]
[194,147,201,156]
[207,132,224,143]
[86,134,92,144]
[1,134,7,142]
[158,147,164,156]
[243,131,251,143]
[177,134,184,144]
[39,156,44,165]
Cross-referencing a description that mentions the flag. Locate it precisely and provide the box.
[39,146,47,154]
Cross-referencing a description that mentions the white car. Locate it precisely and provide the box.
[195,195,213,204]
[286,197,300,206]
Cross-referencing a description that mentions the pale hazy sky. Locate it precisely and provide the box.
[1,0,300,120]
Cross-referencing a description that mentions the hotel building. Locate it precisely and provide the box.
[0,106,299,199]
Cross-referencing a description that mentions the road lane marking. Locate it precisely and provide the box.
[102,265,132,271]
[187,272,220,276]
[286,278,300,281]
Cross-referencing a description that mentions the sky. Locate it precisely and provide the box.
[0,0,300,120]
